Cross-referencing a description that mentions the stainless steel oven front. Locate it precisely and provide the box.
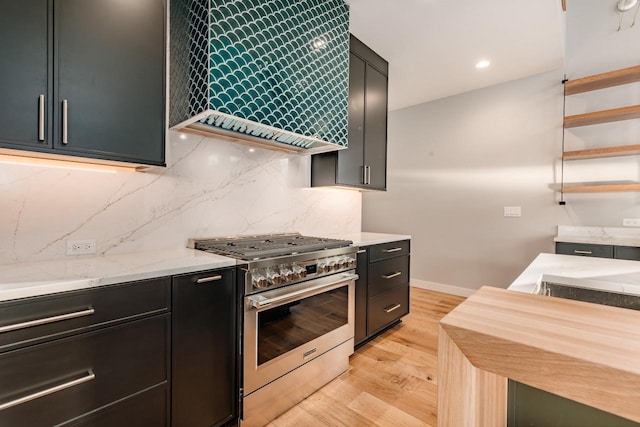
[243,271,356,396]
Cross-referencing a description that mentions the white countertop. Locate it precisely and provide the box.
[508,253,640,296]
[555,225,640,247]
[0,248,236,302]
[331,232,411,247]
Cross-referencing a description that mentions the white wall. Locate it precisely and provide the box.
[0,132,361,264]
[362,0,640,291]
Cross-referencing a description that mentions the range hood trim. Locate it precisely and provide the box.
[171,111,347,155]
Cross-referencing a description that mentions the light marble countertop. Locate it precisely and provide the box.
[508,253,640,296]
[0,248,235,303]
[555,225,640,247]
[329,232,411,247]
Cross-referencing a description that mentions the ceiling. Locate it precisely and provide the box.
[347,0,566,111]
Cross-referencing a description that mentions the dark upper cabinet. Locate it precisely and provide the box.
[0,0,51,149]
[312,34,388,191]
[0,0,165,167]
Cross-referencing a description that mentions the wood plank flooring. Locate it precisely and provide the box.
[267,288,466,427]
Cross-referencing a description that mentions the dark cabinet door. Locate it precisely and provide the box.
[354,248,369,346]
[337,53,366,186]
[363,64,388,190]
[172,268,237,427]
[0,0,51,149]
[54,0,165,165]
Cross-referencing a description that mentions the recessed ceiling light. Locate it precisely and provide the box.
[475,59,491,69]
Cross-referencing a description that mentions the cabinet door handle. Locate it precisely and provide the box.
[0,308,95,334]
[574,250,593,255]
[383,303,401,313]
[0,370,95,411]
[38,94,45,141]
[62,99,68,144]
[381,272,402,280]
[196,275,223,284]
[362,165,367,185]
[366,165,371,185]
[382,247,402,253]
[356,249,367,254]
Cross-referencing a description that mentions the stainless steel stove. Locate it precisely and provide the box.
[188,233,357,427]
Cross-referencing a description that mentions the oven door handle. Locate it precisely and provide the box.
[247,273,358,310]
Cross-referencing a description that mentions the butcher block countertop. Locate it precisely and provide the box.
[438,286,640,427]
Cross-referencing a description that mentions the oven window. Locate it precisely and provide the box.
[257,285,348,365]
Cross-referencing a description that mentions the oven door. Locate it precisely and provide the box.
[243,272,356,396]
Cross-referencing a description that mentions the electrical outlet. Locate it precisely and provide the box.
[623,218,640,227]
[504,206,522,218]
[66,239,97,256]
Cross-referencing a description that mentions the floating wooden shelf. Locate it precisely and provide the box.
[564,104,640,128]
[564,65,640,95]
[562,183,640,193]
[564,144,640,160]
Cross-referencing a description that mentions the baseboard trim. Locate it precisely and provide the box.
[410,279,476,297]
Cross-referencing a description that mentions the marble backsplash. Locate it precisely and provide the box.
[0,131,361,264]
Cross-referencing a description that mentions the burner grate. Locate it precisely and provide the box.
[193,233,351,260]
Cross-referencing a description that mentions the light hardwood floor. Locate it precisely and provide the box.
[267,288,466,427]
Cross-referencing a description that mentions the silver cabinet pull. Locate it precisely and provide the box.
[0,371,95,411]
[303,348,317,359]
[381,272,402,280]
[38,94,45,141]
[356,249,367,254]
[382,247,402,253]
[62,99,68,144]
[383,303,401,313]
[196,275,223,284]
[366,165,371,185]
[0,308,95,334]
[362,165,367,185]
[574,250,593,255]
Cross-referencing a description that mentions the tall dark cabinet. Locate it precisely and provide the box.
[312,34,388,191]
[0,0,165,166]
[171,268,238,427]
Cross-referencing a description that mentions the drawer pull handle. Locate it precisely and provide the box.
[0,370,95,411]
[381,272,402,280]
[384,303,402,313]
[357,249,367,254]
[62,99,68,144]
[196,275,223,284]
[0,308,95,334]
[574,250,593,255]
[382,247,402,253]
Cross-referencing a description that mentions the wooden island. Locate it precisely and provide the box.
[438,286,640,426]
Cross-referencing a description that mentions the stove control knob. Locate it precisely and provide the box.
[280,265,294,282]
[347,257,356,268]
[265,268,282,286]
[293,264,307,279]
[328,260,338,271]
[317,262,327,273]
[252,272,268,289]
[338,258,350,269]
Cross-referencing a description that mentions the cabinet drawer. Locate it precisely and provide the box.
[368,286,409,335]
[368,240,410,262]
[614,246,640,261]
[0,314,169,427]
[64,384,168,427]
[555,242,613,258]
[0,277,170,353]
[368,255,410,298]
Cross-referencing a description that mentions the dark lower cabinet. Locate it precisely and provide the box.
[614,245,640,261]
[0,315,170,427]
[171,268,238,427]
[555,242,614,258]
[508,381,639,427]
[355,240,410,348]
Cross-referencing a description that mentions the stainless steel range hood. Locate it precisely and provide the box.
[169,0,350,155]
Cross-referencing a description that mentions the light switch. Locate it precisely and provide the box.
[504,206,522,218]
